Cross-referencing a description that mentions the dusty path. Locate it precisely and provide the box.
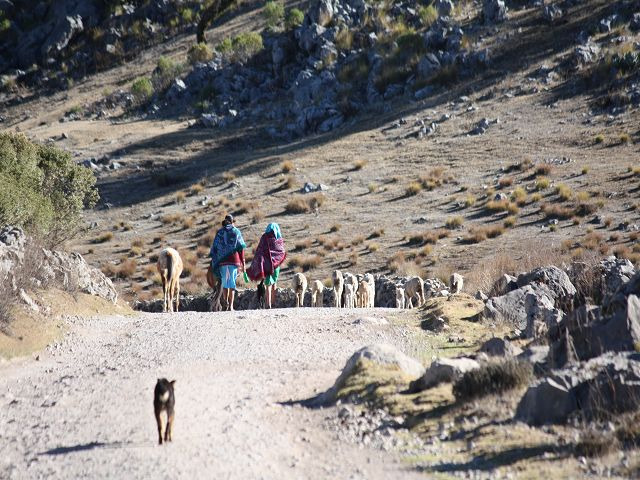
[0,308,425,479]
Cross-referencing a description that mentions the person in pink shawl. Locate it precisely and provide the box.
[246,223,286,308]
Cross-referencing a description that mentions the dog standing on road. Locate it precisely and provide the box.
[153,378,176,445]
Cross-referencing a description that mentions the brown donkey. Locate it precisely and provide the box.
[157,248,183,312]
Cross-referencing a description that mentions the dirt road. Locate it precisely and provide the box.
[0,308,425,479]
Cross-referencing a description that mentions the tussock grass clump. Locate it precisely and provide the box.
[445,216,464,229]
[541,203,574,220]
[464,194,476,207]
[498,177,513,188]
[294,239,312,251]
[503,216,517,228]
[575,430,619,458]
[406,181,423,196]
[368,242,380,252]
[131,77,153,103]
[629,166,640,176]
[181,217,195,230]
[352,235,365,246]
[535,176,550,190]
[353,159,367,170]
[263,1,284,30]
[288,254,322,271]
[511,186,527,206]
[222,171,236,182]
[281,160,294,173]
[463,225,504,244]
[131,238,144,249]
[582,167,589,175]
[453,360,533,402]
[368,182,379,193]
[285,8,304,30]
[418,167,448,190]
[620,133,630,144]
[555,183,573,201]
[161,213,182,225]
[349,251,359,266]
[116,259,137,279]
[369,228,385,239]
[251,210,265,224]
[285,193,325,214]
[335,28,354,51]
[330,223,341,232]
[189,183,204,196]
[93,232,114,244]
[418,4,438,27]
[175,191,186,204]
[486,200,519,215]
[535,164,552,176]
[594,134,605,144]
[188,43,214,64]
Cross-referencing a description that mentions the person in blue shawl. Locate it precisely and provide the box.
[209,214,247,311]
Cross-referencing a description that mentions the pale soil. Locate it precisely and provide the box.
[0,308,427,480]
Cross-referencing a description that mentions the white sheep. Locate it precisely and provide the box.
[404,276,425,308]
[311,280,324,307]
[292,272,308,307]
[450,273,464,294]
[343,283,356,308]
[332,270,344,308]
[395,286,405,309]
[364,273,375,308]
[342,272,358,307]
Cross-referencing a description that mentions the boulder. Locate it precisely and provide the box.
[417,53,441,78]
[489,273,518,297]
[542,4,564,24]
[411,357,480,390]
[631,13,640,32]
[573,43,600,68]
[480,337,522,357]
[310,0,334,27]
[601,256,636,301]
[483,283,562,338]
[483,0,507,24]
[516,265,576,306]
[549,296,640,368]
[517,352,640,424]
[43,14,84,57]
[517,345,549,374]
[515,375,576,425]
[424,278,447,298]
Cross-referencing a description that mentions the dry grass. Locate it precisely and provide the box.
[294,238,313,251]
[453,360,533,402]
[406,181,423,196]
[330,223,341,233]
[387,252,425,277]
[498,177,513,188]
[535,176,550,190]
[368,182,379,193]
[464,194,476,207]
[285,193,325,214]
[485,200,519,215]
[445,216,464,229]
[251,210,265,224]
[175,191,186,204]
[181,217,195,230]
[161,213,183,225]
[189,183,205,196]
[368,242,380,252]
[575,430,619,458]
[353,159,367,170]
[503,216,517,228]
[288,254,322,271]
[554,183,573,201]
[222,171,236,182]
[92,232,114,244]
[352,235,365,246]
[281,160,294,173]
[348,251,359,266]
[535,164,552,176]
[408,229,449,246]
[511,187,527,206]
[463,225,504,244]
[131,238,144,248]
[369,228,385,239]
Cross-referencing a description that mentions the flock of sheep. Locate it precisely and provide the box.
[291,270,464,309]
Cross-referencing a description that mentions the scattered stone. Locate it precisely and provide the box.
[411,357,480,391]
[483,0,507,24]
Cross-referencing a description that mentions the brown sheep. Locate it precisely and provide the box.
[157,248,184,312]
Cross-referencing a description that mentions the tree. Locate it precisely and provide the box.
[196,0,237,44]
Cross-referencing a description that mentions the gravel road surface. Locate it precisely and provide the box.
[0,308,425,479]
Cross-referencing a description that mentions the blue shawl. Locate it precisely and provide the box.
[209,224,246,276]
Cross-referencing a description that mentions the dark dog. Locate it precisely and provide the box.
[153,378,175,445]
[256,280,266,309]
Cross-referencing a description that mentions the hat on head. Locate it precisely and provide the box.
[223,214,234,225]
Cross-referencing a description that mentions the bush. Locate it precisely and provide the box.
[418,5,438,27]
[263,1,284,30]
[152,56,183,91]
[188,43,214,64]
[445,216,464,229]
[285,194,325,214]
[0,133,98,243]
[453,360,533,402]
[131,77,153,103]
[285,8,304,30]
[335,28,354,51]
[575,430,619,457]
[218,32,263,63]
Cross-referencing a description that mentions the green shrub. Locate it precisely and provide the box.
[217,32,263,63]
[285,8,304,30]
[152,56,183,91]
[0,133,98,243]
[0,18,10,34]
[418,5,438,27]
[263,1,284,30]
[453,360,533,402]
[180,7,194,23]
[188,43,214,64]
[131,77,153,103]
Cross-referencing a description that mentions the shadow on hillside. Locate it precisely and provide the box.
[40,441,139,455]
[98,0,615,209]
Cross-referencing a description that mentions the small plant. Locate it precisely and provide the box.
[222,171,236,182]
[188,43,214,64]
[281,160,294,173]
[330,224,341,233]
[418,5,438,27]
[535,164,552,176]
[453,360,533,402]
[575,430,619,458]
[504,216,517,228]
[486,200,519,215]
[353,159,367,170]
[464,194,476,207]
[406,181,423,196]
[582,167,589,175]
[369,228,385,239]
[511,187,527,206]
[368,183,379,193]
[445,216,464,229]
[285,193,325,214]
[604,217,613,228]
[285,8,304,30]
[630,166,640,176]
[530,193,542,203]
[368,242,380,252]
[352,235,365,246]
[498,177,513,188]
[620,133,630,144]
[116,259,137,279]
[594,134,605,144]
[130,77,153,103]
[189,184,204,196]
[175,191,186,204]
[335,28,354,51]
[535,176,550,190]
[217,32,263,63]
[93,232,114,244]
[263,1,285,30]
[181,217,195,230]
[252,210,265,224]
[131,238,144,248]
[555,183,573,201]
